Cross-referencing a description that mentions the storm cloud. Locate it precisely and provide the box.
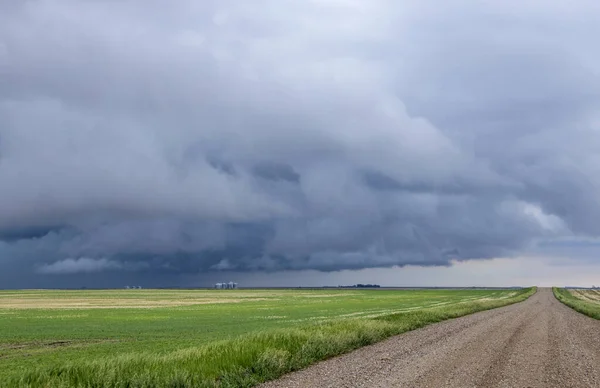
[1,0,600,287]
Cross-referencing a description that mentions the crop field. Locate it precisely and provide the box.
[0,287,534,387]
[554,288,600,320]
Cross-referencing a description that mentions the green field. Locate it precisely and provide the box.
[554,287,600,320]
[0,287,534,387]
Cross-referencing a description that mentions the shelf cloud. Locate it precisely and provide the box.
[1,1,599,286]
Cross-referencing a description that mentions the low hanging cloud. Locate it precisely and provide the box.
[1,1,600,286]
[37,258,122,275]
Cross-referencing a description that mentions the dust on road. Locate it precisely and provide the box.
[261,288,600,388]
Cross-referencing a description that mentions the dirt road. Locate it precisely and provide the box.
[261,288,600,388]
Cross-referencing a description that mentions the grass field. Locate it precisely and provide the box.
[554,287,600,320]
[1,287,534,387]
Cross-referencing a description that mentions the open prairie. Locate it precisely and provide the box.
[0,288,532,387]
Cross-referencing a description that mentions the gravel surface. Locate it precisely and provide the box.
[261,288,600,388]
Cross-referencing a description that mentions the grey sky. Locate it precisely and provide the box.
[1,1,600,287]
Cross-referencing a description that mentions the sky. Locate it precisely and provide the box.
[2,0,600,288]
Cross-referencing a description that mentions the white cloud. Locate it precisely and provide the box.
[37,258,121,275]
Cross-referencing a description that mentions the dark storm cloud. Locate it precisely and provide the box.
[0,0,599,287]
[253,163,301,183]
[0,226,63,242]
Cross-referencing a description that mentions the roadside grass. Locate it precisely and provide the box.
[553,287,600,319]
[11,287,535,388]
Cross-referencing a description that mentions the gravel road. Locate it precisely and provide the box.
[261,288,600,388]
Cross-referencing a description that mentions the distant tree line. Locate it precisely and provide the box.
[338,284,381,288]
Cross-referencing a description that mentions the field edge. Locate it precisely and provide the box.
[553,287,600,320]
[14,288,536,388]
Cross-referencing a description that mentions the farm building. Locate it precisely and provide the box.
[215,282,238,289]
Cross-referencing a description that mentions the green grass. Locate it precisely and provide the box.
[0,287,535,387]
[553,287,600,319]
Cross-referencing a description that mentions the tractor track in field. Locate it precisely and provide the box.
[261,288,600,388]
